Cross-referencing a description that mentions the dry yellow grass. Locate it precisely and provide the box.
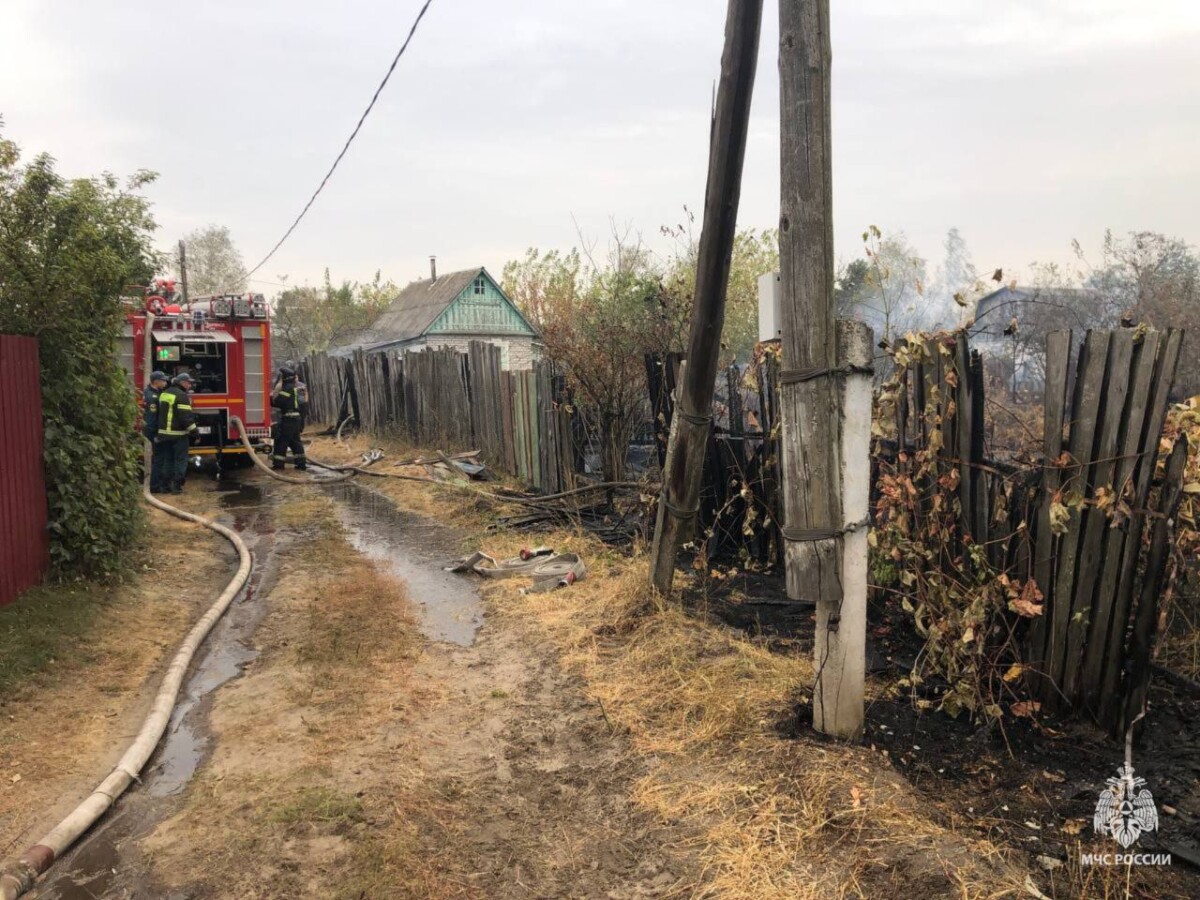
[0,511,230,857]
[143,492,472,899]
[305,432,1031,899]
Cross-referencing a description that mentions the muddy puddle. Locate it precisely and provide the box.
[32,478,281,900]
[326,481,483,647]
[145,482,284,798]
[29,475,480,898]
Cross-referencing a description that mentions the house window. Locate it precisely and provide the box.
[474,277,486,296]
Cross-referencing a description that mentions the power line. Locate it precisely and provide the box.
[245,0,436,278]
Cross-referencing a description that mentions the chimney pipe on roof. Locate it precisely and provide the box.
[430,256,437,280]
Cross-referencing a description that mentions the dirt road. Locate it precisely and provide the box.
[6,438,1190,899]
[11,475,695,899]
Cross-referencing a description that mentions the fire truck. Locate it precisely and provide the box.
[119,279,275,470]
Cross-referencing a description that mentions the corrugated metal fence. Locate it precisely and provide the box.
[0,335,49,605]
[302,342,575,493]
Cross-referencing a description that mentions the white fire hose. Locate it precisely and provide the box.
[0,404,579,894]
[228,415,352,486]
[0,371,357,895]
[0,473,252,899]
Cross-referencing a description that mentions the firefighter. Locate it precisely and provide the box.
[271,367,307,471]
[156,372,198,493]
[143,370,169,491]
[272,360,309,427]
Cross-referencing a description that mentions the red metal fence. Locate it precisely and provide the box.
[0,335,49,606]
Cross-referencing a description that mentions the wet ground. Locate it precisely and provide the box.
[329,481,483,647]
[31,480,280,899]
[30,474,485,899]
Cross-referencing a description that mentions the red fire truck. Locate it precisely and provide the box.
[119,279,275,470]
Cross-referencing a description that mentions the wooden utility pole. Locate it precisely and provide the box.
[649,0,764,595]
[178,240,190,304]
[779,0,871,739]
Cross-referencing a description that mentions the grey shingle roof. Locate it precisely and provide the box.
[337,267,482,350]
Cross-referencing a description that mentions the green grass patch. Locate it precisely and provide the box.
[262,786,365,830]
[0,582,111,697]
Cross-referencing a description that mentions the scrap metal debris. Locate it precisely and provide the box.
[446,546,587,593]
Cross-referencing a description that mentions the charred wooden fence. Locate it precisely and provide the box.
[301,343,574,493]
[656,326,1187,733]
[1026,329,1184,729]
[646,346,784,567]
[877,328,1185,733]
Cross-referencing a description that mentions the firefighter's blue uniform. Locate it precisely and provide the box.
[155,375,197,493]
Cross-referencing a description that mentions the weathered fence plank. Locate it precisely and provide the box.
[1027,330,1072,693]
[1097,328,1183,725]
[1044,330,1110,708]
[1079,331,1160,708]
[303,345,572,492]
[1121,438,1189,730]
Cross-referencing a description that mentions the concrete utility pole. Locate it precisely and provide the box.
[178,240,190,304]
[648,0,764,595]
[779,0,872,739]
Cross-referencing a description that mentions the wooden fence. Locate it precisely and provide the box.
[646,347,784,566]
[879,328,1184,733]
[1026,329,1183,729]
[655,326,1186,733]
[301,343,574,493]
[0,335,49,606]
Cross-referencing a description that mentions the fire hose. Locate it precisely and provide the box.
[0,417,587,894]
[229,415,353,485]
[1,413,360,894]
[0,468,253,899]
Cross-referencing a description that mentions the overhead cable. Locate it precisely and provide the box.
[245,0,436,278]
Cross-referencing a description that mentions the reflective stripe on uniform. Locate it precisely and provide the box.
[178,403,197,432]
[158,391,195,436]
[159,393,181,435]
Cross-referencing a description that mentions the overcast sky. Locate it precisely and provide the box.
[3,0,1198,292]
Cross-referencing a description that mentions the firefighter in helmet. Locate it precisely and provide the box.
[271,366,307,471]
[143,370,169,491]
[156,372,198,493]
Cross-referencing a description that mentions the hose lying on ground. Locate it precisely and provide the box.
[0,474,253,900]
[305,455,644,512]
[229,415,353,486]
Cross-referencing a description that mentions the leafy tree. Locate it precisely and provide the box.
[503,242,660,482]
[177,224,246,295]
[856,227,928,343]
[834,258,870,316]
[1084,230,1200,394]
[272,268,396,361]
[0,127,157,578]
[661,218,778,361]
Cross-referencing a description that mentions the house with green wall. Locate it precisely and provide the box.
[328,264,540,369]
[331,264,541,370]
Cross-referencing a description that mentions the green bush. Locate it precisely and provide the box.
[0,127,158,579]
